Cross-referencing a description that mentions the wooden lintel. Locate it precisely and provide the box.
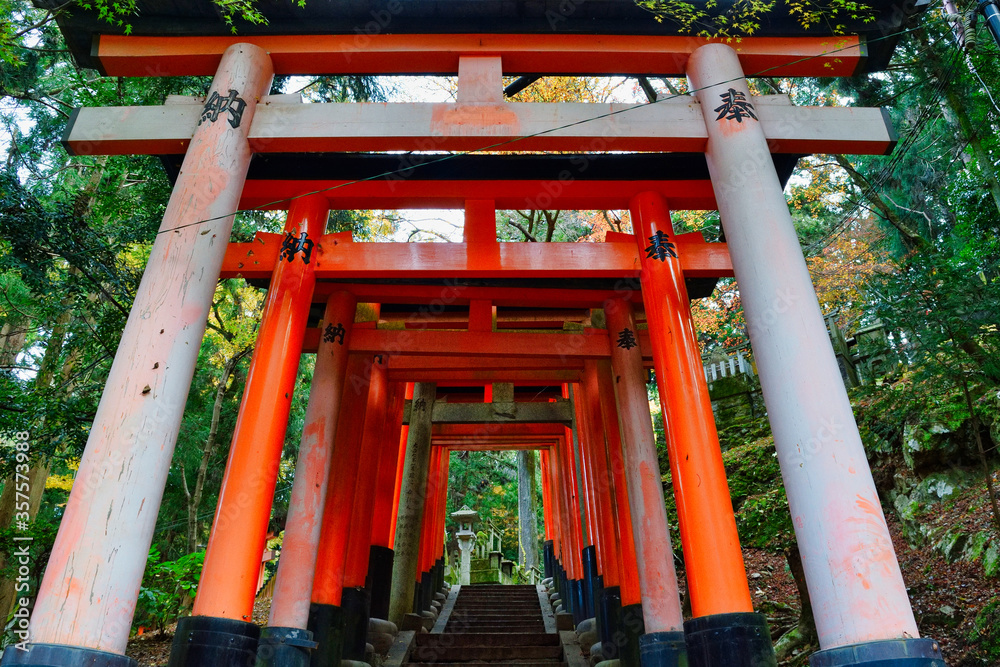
[403,399,575,425]
[94,34,864,78]
[63,97,895,158]
[220,232,731,282]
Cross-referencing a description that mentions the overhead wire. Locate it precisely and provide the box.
[150,22,938,238]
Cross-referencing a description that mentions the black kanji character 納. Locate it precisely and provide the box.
[713,88,758,123]
[616,328,638,351]
[323,322,346,345]
[413,398,427,412]
[199,89,248,129]
[645,230,677,261]
[279,231,315,264]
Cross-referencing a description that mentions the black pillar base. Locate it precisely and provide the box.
[436,558,445,591]
[419,571,433,612]
[367,545,394,621]
[809,638,945,667]
[684,612,776,667]
[168,615,259,667]
[256,627,319,667]
[307,602,344,667]
[2,644,137,667]
[571,579,588,626]
[544,541,554,579]
[599,585,623,660]
[639,631,688,667]
[591,575,605,645]
[340,586,371,662]
[621,603,646,667]
[582,546,597,619]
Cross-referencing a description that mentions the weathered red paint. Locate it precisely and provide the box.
[28,43,274,653]
[269,290,357,629]
[388,383,415,550]
[371,383,407,550]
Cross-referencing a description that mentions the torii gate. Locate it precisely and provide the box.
[7,2,945,667]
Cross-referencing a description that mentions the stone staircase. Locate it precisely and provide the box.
[404,585,566,667]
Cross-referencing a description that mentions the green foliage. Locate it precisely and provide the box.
[635,0,874,37]
[133,548,205,635]
[968,597,1000,660]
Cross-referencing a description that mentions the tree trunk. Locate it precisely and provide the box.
[182,346,250,553]
[0,305,73,621]
[774,543,818,661]
[916,31,1000,216]
[517,450,539,572]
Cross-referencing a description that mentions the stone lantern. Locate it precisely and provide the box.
[451,506,479,586]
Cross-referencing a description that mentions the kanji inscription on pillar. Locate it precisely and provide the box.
[645,230,678,261]
[323,322,346,345]
[199,89,248,128]
[714,88,758,122]
[413,398,427,412]
[616,328,638,351]
[279,231,315,264]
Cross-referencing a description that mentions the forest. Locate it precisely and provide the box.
[1,0,999,664]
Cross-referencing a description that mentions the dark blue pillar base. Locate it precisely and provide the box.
[621,603,646,667]
[582,545,598,619]
[639,630,688,667]
[810,638,946,667]
[366,545,394,621]
[255,627,319,667]
[340,586,371,662]
[167,615,259,667]
[684,612,776,667]
[599,585,623,660]
[2,644,137,667]
[571,579,588,626]
[306,602,343,667]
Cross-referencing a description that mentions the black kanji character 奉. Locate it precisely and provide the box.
[323,322,346,345]
[616,328,638,351]
[199,89,248,129]
[714,88,758,123]
[279,231,315,264]
[645,230,678,261]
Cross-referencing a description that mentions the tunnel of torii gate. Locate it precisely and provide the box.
[8,1,946,667]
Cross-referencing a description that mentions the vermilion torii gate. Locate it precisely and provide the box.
[8,2,945,667]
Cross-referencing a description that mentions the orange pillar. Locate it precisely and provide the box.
[596,358,643,663]
[341,355,389,661]
[307,354,370,667]
[630,191,754,618]
[267,291,358,635]
[388,382,416,549]
[369,381,406,621]
[604,296,686,664]
[193,194,329,624]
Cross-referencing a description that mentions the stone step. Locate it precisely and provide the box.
[407,662,567,667]
[416,633,559,648]
[410,645,564,662]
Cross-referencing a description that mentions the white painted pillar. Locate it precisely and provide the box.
[687,43,918,650]
[26,44,273,655]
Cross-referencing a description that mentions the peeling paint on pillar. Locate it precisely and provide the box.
[28,43,274,655]
[269,290,357,629]
[687,43,918,649]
